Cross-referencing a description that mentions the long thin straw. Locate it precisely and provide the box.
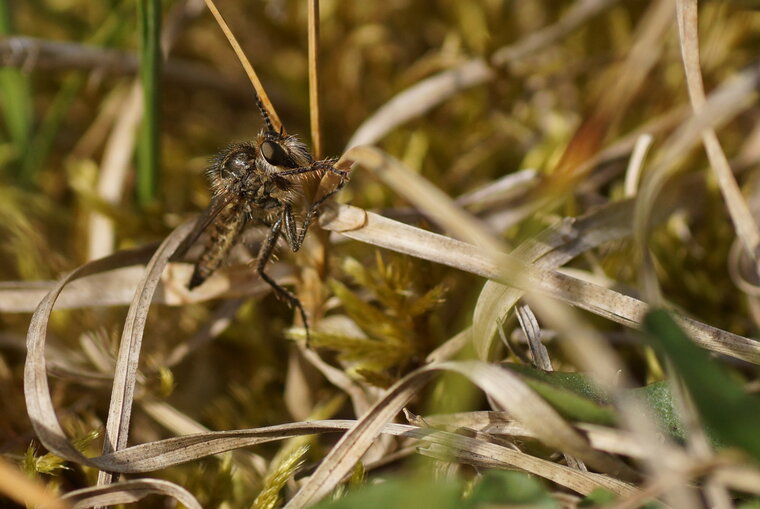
[202,0,283,133]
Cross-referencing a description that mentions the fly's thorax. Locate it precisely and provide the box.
[207,142,258,197]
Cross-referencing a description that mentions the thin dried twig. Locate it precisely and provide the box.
[307,0,322,159]
[202,0,282,132]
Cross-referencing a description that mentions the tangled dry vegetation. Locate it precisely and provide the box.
[2,0,760,507]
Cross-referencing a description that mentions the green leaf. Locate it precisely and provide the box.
[631,380,686,442]
[643,309,760,461]
[312,476,463,509]
[468,471,556,508]
[0,0,33,175]
[579,489,664,508]
[21,6,130,182]
[505,364,616,425]
[504,364,686,438]
[579,488,617,506]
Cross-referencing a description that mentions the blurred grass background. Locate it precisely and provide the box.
[2,0,760,507]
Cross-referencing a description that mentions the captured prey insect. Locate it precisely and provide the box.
[180,96,349,335]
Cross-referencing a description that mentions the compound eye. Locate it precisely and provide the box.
[261,140,295,167]
[222,151,253,179]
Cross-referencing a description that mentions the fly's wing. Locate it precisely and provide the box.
[173,193,237,260]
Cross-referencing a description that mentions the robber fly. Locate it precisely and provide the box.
[180,96,348,335]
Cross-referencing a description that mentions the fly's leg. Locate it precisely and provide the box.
[277,159,350,180]
[257,218,311,341]
[282,176,348,253]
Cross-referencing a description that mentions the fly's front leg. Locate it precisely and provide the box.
[278,159,350,180]
[282,177,348,254]
[256,217,311,340]
[280,159,351,244]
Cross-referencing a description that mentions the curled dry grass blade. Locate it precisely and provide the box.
[676,0,760,273]
[98,220,196,473]
[24,220,193,467]
[61,478,201,509]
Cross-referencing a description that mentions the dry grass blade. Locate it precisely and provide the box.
[0,260,286,312]
[421,412,687,463]
[24,245,168,464]
[201,0,282,132]
[285,360,637,508]
[342,146,502,252]
[87,84,142,261]
[325,149,760,364]
[5,418,630,498]
[60,479,201,509]
[414,432,637,497]
[634,56,760,302]
[471,174,699,360]
[624,134,654,197]
[96,219,196,488]
[516,303,552,370]
[676,0,760,271]
[98,421,359,472]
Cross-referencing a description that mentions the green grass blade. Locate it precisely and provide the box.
[21,75,83,182]
[643,309,760,460]
[0,0,33,176]
[20,6,130,182]
[136,0,162,206]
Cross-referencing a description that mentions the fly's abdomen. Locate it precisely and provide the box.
[188,203,247,289]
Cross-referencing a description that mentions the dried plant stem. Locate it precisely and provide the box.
[307,0,321,159]
[202,0,282,132]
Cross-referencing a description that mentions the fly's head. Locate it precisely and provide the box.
[207,130,314,199]
[257,130,312,174]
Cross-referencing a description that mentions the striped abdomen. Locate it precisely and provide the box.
[188,201,247,289]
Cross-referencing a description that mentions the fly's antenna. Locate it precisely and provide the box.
[256,94,275,133]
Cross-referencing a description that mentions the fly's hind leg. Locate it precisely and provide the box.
[256,218,311,341]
